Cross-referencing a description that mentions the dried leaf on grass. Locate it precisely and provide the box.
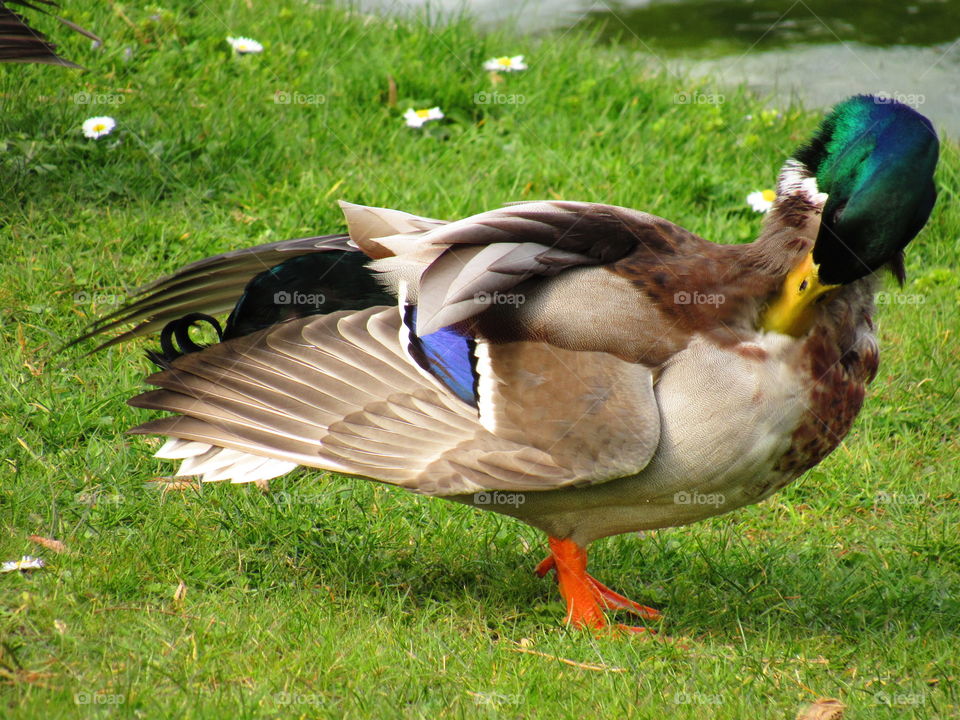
[796,698,845,720]
[28,535,68,554]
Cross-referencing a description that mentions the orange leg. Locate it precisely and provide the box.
[536,537,661,632]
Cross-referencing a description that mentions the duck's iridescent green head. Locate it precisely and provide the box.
[794,94,939,285]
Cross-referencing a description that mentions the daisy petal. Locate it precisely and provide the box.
[746,190,776,213]
[227,36,263,54]
[403,107,443,128]
[81,116,116,139]
[1,555,45,573]
[483,54,527,72]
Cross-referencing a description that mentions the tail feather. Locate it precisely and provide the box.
[66,234,357,353]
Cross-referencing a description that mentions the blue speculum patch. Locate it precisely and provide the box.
[403,306,479,408]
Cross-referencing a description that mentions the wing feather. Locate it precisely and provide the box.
[91,200,701,494]
[128,307,663,494]
[365,200,703,336]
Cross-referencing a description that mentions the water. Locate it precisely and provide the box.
[577,0,960,137]
[579,0,960,52]
[357,0,960,137]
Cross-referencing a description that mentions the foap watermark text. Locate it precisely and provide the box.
[473,491,525,507]
[674,491,725,507]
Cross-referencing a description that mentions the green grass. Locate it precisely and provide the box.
[2,2,959,718]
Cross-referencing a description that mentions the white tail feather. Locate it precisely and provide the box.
[163,442,298,484]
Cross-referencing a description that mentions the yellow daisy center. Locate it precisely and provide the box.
[761,189,776,203]
[416,109,431,118]
[497,57,512,66]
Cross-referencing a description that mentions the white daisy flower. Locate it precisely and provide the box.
[227,36,263,54]
[1,556,45,573]
[747,189,776,213]
[403,107,444,128]
[82,116,116,139]
[483,55,527,72]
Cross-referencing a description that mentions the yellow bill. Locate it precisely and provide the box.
[762,251,840,337]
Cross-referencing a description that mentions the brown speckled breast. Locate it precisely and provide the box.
[775,323,880,477]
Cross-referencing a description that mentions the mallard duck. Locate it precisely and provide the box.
[72,95,938,632]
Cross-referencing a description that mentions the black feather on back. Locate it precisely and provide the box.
[146,313,223,369]
[145,250,395,368]
[223,251,395,339]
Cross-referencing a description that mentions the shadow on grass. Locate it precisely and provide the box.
[177,476,960,640]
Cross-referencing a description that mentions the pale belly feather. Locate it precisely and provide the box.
[497,333,810,545]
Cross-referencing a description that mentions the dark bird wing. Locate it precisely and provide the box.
[67,234,358,353]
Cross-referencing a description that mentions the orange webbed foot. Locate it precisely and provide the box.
[536,537,662,634]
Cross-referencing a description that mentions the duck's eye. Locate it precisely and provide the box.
[799,279,809,292]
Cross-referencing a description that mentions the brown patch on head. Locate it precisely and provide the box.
[774,193,821,229]
[783,234,812,253]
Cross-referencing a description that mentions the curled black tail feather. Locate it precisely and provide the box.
[146,313,223,369]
